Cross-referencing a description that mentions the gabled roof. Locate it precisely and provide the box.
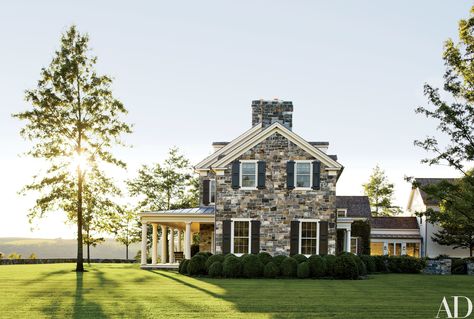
[414,178,458,206]
[210,122,343,170]
[336,196,371,218]
[371,217,419,230]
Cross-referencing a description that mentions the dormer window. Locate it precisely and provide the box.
[241,161,257,189]
[337,209,347,218]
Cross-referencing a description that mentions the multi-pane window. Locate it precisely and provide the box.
[241,162,257,188]
[300,222,318,255]
[295,162,311,188]
[350,237,358,254]
[370,242,384,256]
[406,243,420,257]
[233,221,249,254]
[209,180,216,204]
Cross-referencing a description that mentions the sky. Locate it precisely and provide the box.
[0,1,471,239]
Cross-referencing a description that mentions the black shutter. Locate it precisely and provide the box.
[251,220,260,254]
[231,161,240,189]
[257,161,266,189]
[222,220,231,254]
[290,221,299,255]
[319,221,328,255]
[202,179,210,206]
[312,160,321,190]
[287,161,295,189]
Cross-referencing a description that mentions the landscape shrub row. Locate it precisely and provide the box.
[178,252,426,279]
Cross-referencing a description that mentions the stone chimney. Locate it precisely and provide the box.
[251,99,293,130]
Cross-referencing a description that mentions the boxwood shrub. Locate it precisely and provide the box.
[323,254,337,277]
[241,254,264,278]
[308,255,327,278]
[208,261,223,278]
[297,261,310,279]
[353,254,367,276]
[334,254,359,279]
[222,255,242,278]
[263,261,279,278]
[360,255,376,273]
[257,252,273,265]
[179,259,189,275]
[452,258,467,275]
[205,254,225,271]
[292,254,308,264]
[280,257,298,277]
[272,255,287,267]
[187,254,207,276]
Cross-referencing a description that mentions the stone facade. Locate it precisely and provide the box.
[209,132,337,256]
[252,100,293,130]
[423,259,452,275]
[199,224,214,252]
[468,262,474,275]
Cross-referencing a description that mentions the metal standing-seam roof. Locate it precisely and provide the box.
[145,207,215,215]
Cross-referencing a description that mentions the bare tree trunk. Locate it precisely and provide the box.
[87,227,91,265]
[76,169,84,272]
[126,244,129,260]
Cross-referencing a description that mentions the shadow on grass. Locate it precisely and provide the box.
[72,272,106,319]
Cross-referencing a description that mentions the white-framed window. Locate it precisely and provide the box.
[337,209,347,218]
[209,179,216,204]
[350,237,358,254]
[240,160,257,189]
[298,219,320,256]
[231,219,252,256]
[295,161,312,189]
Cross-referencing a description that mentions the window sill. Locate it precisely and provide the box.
[240,187,257,191]
[294,187,313,191]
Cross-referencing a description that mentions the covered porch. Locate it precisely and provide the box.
[138,207,215,269]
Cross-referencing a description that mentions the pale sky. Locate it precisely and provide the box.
[0,1,469,238]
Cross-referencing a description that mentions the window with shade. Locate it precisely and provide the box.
[406,243,420,257]
[233,221,250,254]
[300,222,318,255]
[370,242,384,256]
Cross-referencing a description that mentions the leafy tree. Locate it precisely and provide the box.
[362,165,401,216]
[13,26,132,272]
[113,206,141,260]
[127,147,198,211]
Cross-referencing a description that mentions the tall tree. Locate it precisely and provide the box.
[127,147,197,211]
[113,205,141,260]
[363,165,401,216]
[13,26,132,272]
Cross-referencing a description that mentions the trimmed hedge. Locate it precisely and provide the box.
[263,262,279,278]
[360,255,376,274]
[323,255,337,277]
[187,255,207,276]
[222,255,242,278]
[179,259,189,275]
[308,255,326,278]
[205,254,225,271]
[257,252,273,265]
[280,257,298,277]
[241,254,264,278]
[292,254,308,264]
[272,255,287,267]
[208,261,223,278]
[334,254,359,280]
[297,261,310,279]
[452,258,467,275]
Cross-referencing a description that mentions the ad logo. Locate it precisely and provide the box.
[436,296,473,318]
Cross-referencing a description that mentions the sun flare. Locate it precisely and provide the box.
[69,152,90,174]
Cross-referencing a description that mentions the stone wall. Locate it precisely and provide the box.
[0,258,136,265]
[251,100,293,130]
[199,224,214,253]
[423,259,452,275]
[213,132,337,256]
[468,262,474,275]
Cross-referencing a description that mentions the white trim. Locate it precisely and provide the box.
[350,236,358,254]
[240,160,258,190]
[195,124,262,170]
[297,219,320,257]
[294,160,313,190]
[212,122,342,169]
[230,218,252,256]
[209,179,216,205]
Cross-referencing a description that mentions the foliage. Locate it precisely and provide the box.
[208,261,223,278]
[360,255,376,273]
[8,253,22,260]
[362,165,402,216]
[387,256,425,274]
[291,254,308,264]
[241,254,264,278]
[451,258,467,274]
[263,262,279,278]
[353,255,367,276]
[28,253,37,260]
[205,254,225,271]
[372,255,389,273]
[112,205,141,260]
[279,257,298,277]
[187,255,207,276]
[222,255,242,278]
[323,254,337,277]
[351,220,371,255]
[13,26,131,272]
[257,252,273,265]
[127,147,198,211]
[272,255,287,267]
[297,261,310,279]
[191,244,200,257]
[334,254,359,279]
[179,259,189,275]
[308,255,327,278]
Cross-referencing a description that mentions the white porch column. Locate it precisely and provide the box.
[152,223,158,264]
[161,225,168,263]
[185,222,192,259]
[141,222,147,265]
[169,227,175,263]
[345,229,352,253]
[177,229,182,251]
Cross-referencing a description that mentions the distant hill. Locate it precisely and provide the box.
[0,237,140,259]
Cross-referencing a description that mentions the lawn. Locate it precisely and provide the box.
[1,263,473,318]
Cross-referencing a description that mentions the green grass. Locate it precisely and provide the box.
[1,264,473,318]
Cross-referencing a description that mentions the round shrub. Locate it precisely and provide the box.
[280,257,298,277]
[242,254,264,278]
[323,255,337,277]
[195,252,211,260]
[179,259,189,275]
[334,254,359,279]
[373,255,389,272]
[308,255,327,278]
[292,254,308,264]
[272,255,287,267]
[187,255,207,276]
[205,254,225,271]
[353,255,367,276]
[257,252,273,265]
[224,253,236,260]
[360,255,376,274]
[263,262,279,278]
[397,256,426,273]
[208,261,223,278]
[222,255,242,278]
[297,261,310,279]
[452,258,467,275]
